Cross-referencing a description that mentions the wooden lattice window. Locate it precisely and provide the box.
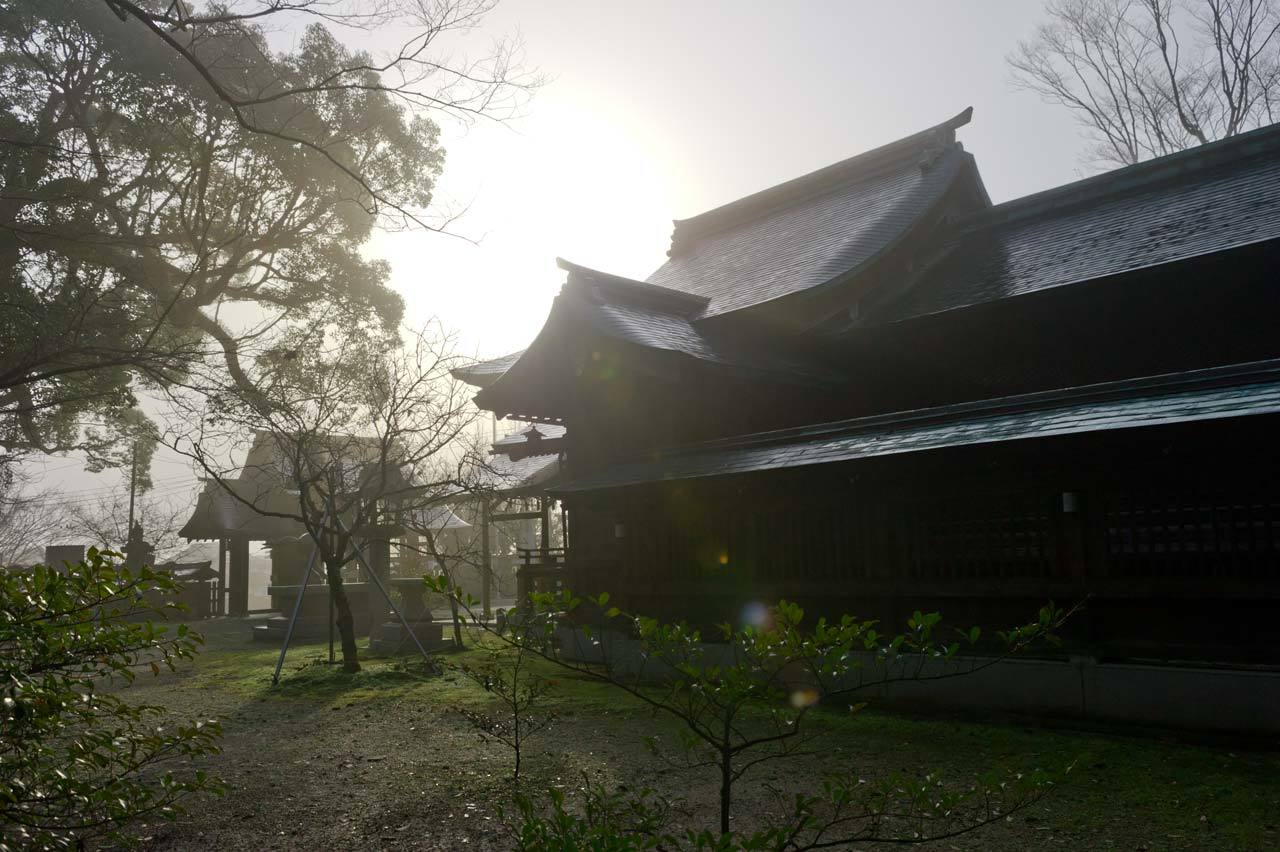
[1104,488,1280,579]
[910,493,1055,580]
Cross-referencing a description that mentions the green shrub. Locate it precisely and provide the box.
[0,548,223,850]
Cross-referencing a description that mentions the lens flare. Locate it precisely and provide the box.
[789,688,820,709]
[741,601,771,629]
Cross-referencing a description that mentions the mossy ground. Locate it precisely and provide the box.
[122,618,1280,850]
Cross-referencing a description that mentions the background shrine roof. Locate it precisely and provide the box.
[645,108,985,318]
[179,478,303,541]
[157,560,218,582]
[480,452,561,497]
[493,423,567,457]
[553,359,1280,493]
[870,118,1280,325]
[453,350,525,388]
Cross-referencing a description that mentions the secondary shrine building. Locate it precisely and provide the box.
[459,109,1280,723]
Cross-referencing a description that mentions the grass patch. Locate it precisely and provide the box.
[184,635,646,714]
[811,707,1280,849]
[140,624,1280,850]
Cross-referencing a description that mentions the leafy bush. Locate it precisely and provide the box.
[0,548,223,850]
[431,576,1071,847]
[510,766,1058,851]
[508,779,674,851]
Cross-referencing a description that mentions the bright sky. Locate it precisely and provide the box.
[380,0,1088,361]
[30,0,1097,530]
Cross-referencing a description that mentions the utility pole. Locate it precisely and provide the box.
[126,440,138,531]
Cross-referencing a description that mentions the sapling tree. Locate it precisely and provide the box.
[433,583,1072,848]
[454,611,558,782]
[0,548,223,851]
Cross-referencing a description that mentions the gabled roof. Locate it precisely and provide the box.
[553,359,1280,492]
[473,260,847,419]
[179,477,303,541]
[646,108,986,318]
[870,118,1280,324]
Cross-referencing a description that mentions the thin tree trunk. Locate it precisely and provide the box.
[719,743,732,837]
[424,532,464,647]
[513,721,522,783]
[445,576,464,648]
[326,559,361,673]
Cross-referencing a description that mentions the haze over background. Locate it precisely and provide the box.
[31,0,1089,525]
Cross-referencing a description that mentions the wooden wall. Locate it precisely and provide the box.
[563,416,1280,664]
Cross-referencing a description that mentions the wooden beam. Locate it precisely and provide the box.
[491,511,542,521]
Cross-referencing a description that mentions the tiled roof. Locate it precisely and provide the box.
[558,261,845,383]
[453,350,526,388]
[404,505,471,533]
[646,109,983,318]
[473,261,847,418]
[872,121,1280,324]
[179,479,304,541]
[553,360,1280,492]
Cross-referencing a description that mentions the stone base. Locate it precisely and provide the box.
[250,612,373,643]
[369,619,452,654]
[254,582,375,643]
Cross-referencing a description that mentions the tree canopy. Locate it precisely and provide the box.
[0,0,529,474]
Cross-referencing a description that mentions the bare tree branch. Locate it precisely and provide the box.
[1010,0,1280,167]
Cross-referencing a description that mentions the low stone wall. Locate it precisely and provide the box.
[553,626,1280,736]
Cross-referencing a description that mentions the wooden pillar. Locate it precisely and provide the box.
[228,536,250,616]
[539,496,551,554]
[366,532,392,643]
[516,550,530,606]
[217,538,228,616]
[480,500,492,621]
[1058,489,1093,654]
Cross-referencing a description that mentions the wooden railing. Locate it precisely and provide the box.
[515,547,567,602]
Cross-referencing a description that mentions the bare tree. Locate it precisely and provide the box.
[174,321,490,672]
[0,484,66,566]
[1010,0,1280,166]
[66,491,193,560]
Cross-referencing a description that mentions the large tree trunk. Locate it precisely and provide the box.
[325,559,361,673]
